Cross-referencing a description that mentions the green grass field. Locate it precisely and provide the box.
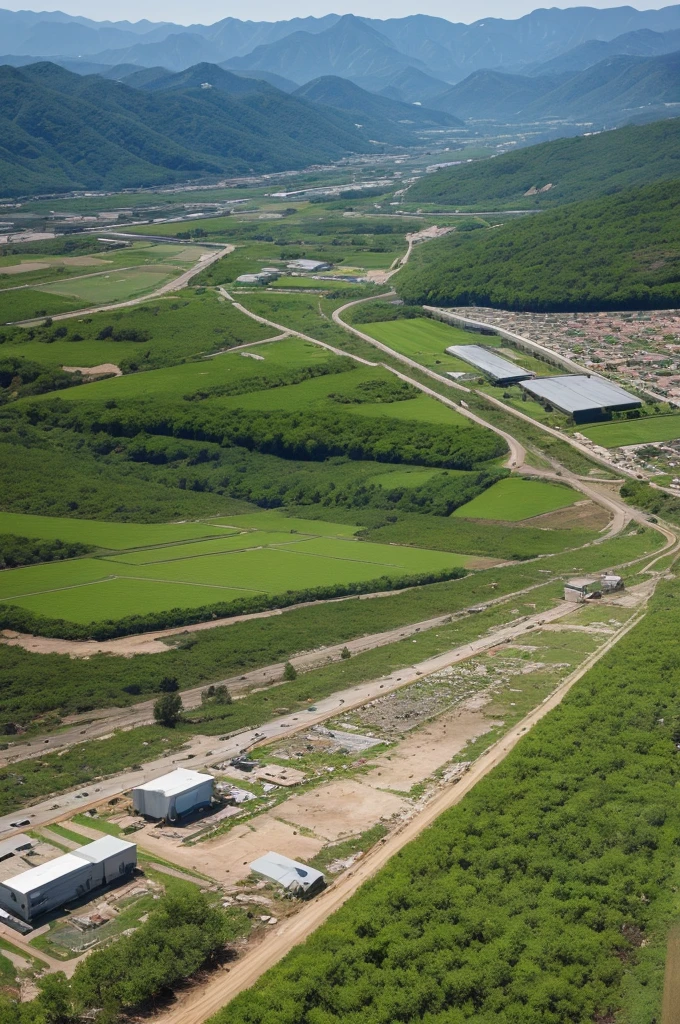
[344,394,468,427]
[0,288,85,323]
[360,318,479,373]
[371,468,452,488]
[0,511,473,624]
[452,477,577,521]
[580,414,680,448]
[39,265,178,304]
[0,512,228,549]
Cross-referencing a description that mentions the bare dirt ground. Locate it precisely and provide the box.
[62,363,122,378]
[0,262,51,275]
[363,705,496,792]
[520,501,611,531]
[276,779,407,841]
[662,924,680,1024]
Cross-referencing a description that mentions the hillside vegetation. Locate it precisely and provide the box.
[407,116,680,208]
[0,61,372,197]
[214,576,680,1024]
[397,179,680,311]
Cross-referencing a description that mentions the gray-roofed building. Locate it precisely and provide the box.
[0,836,136,923]
[250,852,325,897]
[0,834,33,862]
[520,374,641,423]
[446,344,535,386]
[132,768,214,822]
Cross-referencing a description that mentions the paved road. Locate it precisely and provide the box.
[0,599,575,837]
[156,595,650,1024]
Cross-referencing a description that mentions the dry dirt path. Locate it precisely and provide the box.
[155,592,651,1024]
[0,599,578,837]
[0,578,555,767]
[10,246,233,326]
[662,924,680,1024]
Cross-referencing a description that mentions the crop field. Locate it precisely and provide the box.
[343,394,468,426]
[371,468,453,488]
[0,288,83,323]
[211,511,360,536]
[0,514,474,624]
[580,414,680,447]
[38,265,178,304]
[0,511,228,548]
[453,476,577,521]
[360,318,479,372]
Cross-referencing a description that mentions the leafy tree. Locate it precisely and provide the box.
[340,646,351,660]
[158,676,178,693]
[283,662,297,681]
[153,692,182,727]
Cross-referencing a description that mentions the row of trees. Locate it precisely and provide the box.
[0,533,91,570]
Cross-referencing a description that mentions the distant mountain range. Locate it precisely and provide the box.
[0,61,384,197]
[4,5,680,83]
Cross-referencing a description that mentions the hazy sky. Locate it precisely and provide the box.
[3,0,671,25]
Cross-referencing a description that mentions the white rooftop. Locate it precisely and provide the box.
[75,835,135,864]
[250,851,324,891]
[133,768,214,797]
[2,836,136,893]
[3,853,88,894]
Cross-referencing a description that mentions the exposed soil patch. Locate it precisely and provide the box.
[278,779,407,841]
[62,363,122,378]
[0,262,50,275]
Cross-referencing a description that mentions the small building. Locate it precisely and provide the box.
[519,374,641,424]
[601,574,624,594]
[235,270,278,285]
[0,836,136,924]
[286,259,331,272]
[132,768,214,822]
[446,344,534,386]
[0,834,33,862]
[564,577,600,603]
[250,852,325,897]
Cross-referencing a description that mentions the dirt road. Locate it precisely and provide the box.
[12,246,234,327]
[156,597,649,1024]
[0,598,577,836]
[662,924,680,1024]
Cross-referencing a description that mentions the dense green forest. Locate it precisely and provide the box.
[398,179,680,311]
[215,576,680,1024]
[407,116,680,208]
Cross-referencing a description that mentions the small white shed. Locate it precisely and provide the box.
[250,852,325,897]
[132,767,214,821]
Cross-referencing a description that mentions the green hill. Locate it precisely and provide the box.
[0,61,373,197]
[294,75,463,144]
[397,178,680,312]
[407,115,680,208]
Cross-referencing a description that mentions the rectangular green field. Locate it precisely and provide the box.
[1,288,84,324]
[371,468,454,488]
[209,512,360,537]
[7,578,260,623]
[453,477,577,522]
[276,537,472,571]
[0,558,112,601]
[102,531,307,564]
[0,512,227,549]
[580,415,680,448]
[346,395,468,427]
[38,266,179,304]
[360,318,488,373]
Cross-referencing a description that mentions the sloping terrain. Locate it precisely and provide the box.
[294,75,464,142]
[425,69,566,119]
[0,61,372,197]
[397,178,680,312]
[407,116,680,207]
[531,26,680,76]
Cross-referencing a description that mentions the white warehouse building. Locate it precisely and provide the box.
[0,836,137,924]
[132,767,214,821]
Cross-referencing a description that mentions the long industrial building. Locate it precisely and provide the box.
[132,767,214,821]
[445,344,535,386]
[520,374,641,423]
[0,836,137,924]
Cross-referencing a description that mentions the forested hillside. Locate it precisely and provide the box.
[397,179,680,312]
[215,576,680,1024]
[407,116,680,208]
[0,61,373,196]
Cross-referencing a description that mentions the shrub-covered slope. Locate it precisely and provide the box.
[397,179,680,312]
[407,116,680,208]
